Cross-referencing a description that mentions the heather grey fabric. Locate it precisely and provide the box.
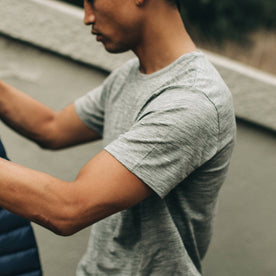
[74,51,236,276]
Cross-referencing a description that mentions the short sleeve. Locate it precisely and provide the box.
[74,84,107,137]
[105,89,219,198]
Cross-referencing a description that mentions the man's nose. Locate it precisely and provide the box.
[84,12,95,25]
[83,3,95,25]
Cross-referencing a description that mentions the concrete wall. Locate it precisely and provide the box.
[1,0,275,132]
[0,1,275,275]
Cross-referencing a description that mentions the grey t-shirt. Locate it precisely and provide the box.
[75,51,236,275]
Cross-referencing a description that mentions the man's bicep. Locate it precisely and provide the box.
[49,103,101,149]
[73,150,153,227]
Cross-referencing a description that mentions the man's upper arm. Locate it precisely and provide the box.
[70,150,153,232]
[47,103,101,149]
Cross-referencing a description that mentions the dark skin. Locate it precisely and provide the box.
[0,0,196,236]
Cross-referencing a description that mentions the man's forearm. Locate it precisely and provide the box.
[0,157,79,235]
[0,79,57,146]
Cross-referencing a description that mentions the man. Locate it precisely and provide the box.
[0,0,236,275]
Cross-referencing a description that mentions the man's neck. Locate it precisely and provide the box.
[132,6,197,75]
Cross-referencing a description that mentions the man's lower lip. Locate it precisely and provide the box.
[96,35,103,41]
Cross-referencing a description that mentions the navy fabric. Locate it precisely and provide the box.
[0,139,42,276]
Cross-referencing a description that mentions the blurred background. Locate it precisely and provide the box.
[61,0,276,75]
[0,0,275,275]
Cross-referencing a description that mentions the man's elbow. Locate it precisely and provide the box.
[37,139,62,151]
[34,119,65,150]
[38,216,84,237]
[33,201,89,236]
[48,218,78,236]
[48,202,118,236]
[52,207,92,236]
[51,224,80,237]
[32,213,74,237]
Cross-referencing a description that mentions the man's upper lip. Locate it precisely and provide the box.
[92,30,101,35]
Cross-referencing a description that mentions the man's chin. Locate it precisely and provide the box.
[103,43,130,54]
[106,49,129,54]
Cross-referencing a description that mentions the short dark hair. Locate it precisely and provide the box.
[166,0,182,16]
[166,0,178,7]
[166,0,184,23]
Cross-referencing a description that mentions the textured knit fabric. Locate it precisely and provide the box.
[0,139,42,276]
[75,51,236,275]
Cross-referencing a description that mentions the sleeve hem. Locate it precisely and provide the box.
[104,146,167,199]
[74,100,103,137]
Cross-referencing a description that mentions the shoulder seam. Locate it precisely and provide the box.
[193,89,221,150]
